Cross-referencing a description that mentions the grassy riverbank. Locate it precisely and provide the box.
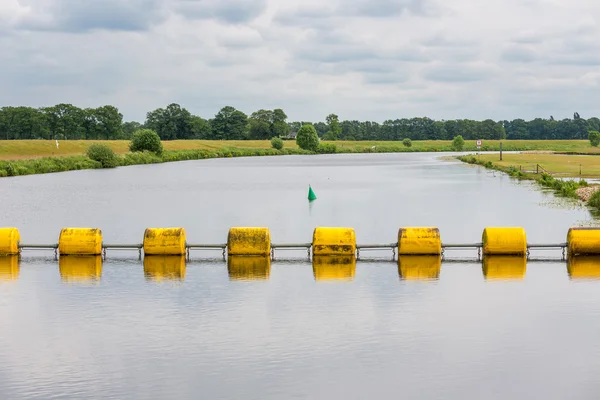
[0,139,599,179]
[1,139,599,161]
[458,155,600,214]
[472,153,600,178]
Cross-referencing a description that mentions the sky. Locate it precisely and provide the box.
[0,0,599,123]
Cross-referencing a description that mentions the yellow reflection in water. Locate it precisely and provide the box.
[482,255,526,281]
[0,255,20,281]
[398,255,441,281]
[59,255,102,284]
[567,256,600,280]
[144,255,186,281]
[227,256,271,281]
[312,255,356,282]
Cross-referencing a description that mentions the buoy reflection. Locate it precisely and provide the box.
[312,255,356,282]
[0,255,20,281]
[59,255,102,284]
[567,256,600,280]
[482,255,526,281]
[144,255,186,282]
[227,256,271,281]
[398,255,441,281]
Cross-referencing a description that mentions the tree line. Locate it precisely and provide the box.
[0,103,598,141]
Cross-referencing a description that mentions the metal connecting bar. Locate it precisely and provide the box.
[187,244,227,249]
[271,243,312,249]
[442,243,483,249]
[19,244,58,249]
[527,243,567,249]
[357,243,398,250]
[103,244,143,250]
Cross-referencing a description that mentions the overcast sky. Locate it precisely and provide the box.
[1,0,598,123]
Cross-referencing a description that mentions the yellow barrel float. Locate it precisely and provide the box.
[0,255,20,281]
[227,256,271,281]
[143,228,186,256]
[398,255,442,281]
[312,255,356,282]
[144,255,186,281]
[567,256,600,280]
[0,228,21,255]
[58,228,102,256]
[482,227,527,255]
[59,255,102,283]
[482,255,526,281]
[567,227,600,256]
[312,227,356,256]
[227,227,271,256]
[398,227,442,255]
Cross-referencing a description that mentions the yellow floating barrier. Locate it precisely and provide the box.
[567,227,600,256]
[58,228,103,255]
[227,227,271,256]
[482,227,527,255]
[0,228,21,255]
[312,255,356,282]
[312,227,356,256]
[567,255,600,280]
[398,227,442,255]
[144,255,186,281]
[398,255,442,281]
[482,255,526,280]
[59,255,102,283]
[143,228,186,256]
[0,255,20,281]
[227,255,271,281]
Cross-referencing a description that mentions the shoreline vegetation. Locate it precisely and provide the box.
[457,155,600,215]
[1,138,600,179]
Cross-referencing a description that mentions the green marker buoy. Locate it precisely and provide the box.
[308,185,317,201]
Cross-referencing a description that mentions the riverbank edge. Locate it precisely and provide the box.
[0,143,557,178]
[456,155,600,215]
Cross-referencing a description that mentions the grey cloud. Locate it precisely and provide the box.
[424,64,491,82]
[17,0,166,32]
[175,0,268,23]
[502,46,538,63]
[547,55,600,66]
[344,0,430,17]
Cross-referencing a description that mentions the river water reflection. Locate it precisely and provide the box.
[1,153,599,399]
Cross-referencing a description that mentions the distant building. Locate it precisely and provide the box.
[287,131,298,139]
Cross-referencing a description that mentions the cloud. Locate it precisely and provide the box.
[0,0,599,122]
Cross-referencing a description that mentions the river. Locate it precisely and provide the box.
[0,153,598,399]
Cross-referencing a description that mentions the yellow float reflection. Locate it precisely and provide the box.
[59,255,102,284]
[227,256,271,281]
[398,255,441,281]
[143,255,186,282]
[312,255,356,282]
[0,255,20,281]
[567,256,600,280]
[482,255,526,281]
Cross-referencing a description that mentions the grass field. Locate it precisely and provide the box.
[0,139,598,160]
[475,153,600,178]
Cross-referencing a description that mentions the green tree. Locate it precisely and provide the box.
[296,124,319,151]
[95,105,123,140]
[122,121,142,139]
[452,135,465,151]
[248,109,273,140]
[272,109,290,138]
[190,115,212,139]
[87,143,119,168]
[129,129,163,155]
[145,103,193,140]
[271,137,284,150]
[589,131,600,147]
[43,103,83,139]
[211,106,248,140]
[402,138,412,147]
[324,113,342,140]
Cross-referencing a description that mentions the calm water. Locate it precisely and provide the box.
[1,153,599,399]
